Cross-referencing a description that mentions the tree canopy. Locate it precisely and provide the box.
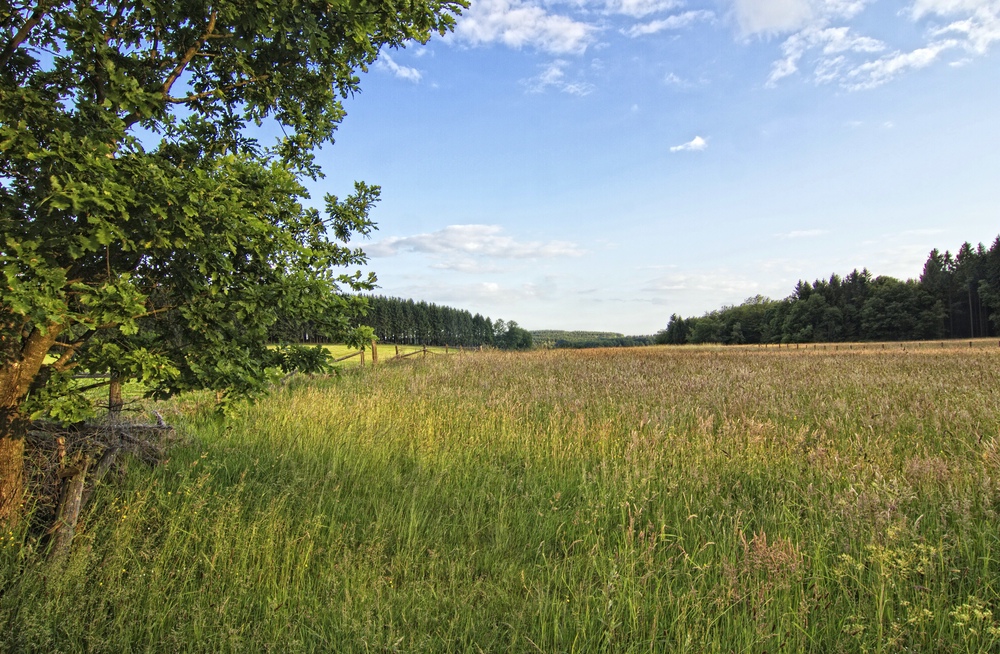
[0,0,464,523]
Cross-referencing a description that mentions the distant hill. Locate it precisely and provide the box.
[531,330,655,349]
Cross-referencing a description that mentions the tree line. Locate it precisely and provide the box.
[532,331,656,349]
[272,295,532,350]
[360,296,533,350]
[657,237,1000,345]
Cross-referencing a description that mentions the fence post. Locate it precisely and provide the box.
[445,344,449,354]
[360,350,365,367]
[423,345,427,358]
[108,372,123,419]
[395,345,399,358]
[371,340,378,365]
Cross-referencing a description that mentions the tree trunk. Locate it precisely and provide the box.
[969,285,975,338]
[0,426,25,527]
[0,324,63,526]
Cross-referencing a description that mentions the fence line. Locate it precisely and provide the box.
[752,339,999,351]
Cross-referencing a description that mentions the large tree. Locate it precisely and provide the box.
[0,0,463,524]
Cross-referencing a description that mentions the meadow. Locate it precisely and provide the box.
[323,343,459,369]
[3,344,1000,652]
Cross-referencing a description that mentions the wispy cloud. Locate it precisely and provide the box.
[842,40,957,89]
[603,0,684,18]
[643,271,760,295]
[375,53,422,82]
[625,10,714,36]
[430,258,505,274]
[452,0,595,54]
[767,26,885,86]
[524,60,596,95]
[391,279,555,310]
[367,225,586,261]
[755,0,999,89]
[776,229,830,239]
[670,135,708,152]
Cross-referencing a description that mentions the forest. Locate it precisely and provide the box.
[531,330,656,349]
[657,237,1000,345]
[360,296,532,349]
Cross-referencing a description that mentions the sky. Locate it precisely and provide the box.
[306,0,1000,334]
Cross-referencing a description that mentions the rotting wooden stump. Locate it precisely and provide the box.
[25,414,175,562]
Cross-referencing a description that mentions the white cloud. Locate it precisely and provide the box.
[910,0,997,20]
[843,40,957,89]
[644,271,760,295]
[767,26,885,86]
[430,258,505,274]
[625,10,714,36]
[732,0,816,35]
[670,135,708,152]
[776,229,830,239]
[375,53,423,82]
[367,224,586,261]
[664,72,687,86]
[603,0,683,17]
[930,5,1000,54]
[524,59,596,94]
[756,0,999,89]
[732,0,873,35]
[453,0,595,54]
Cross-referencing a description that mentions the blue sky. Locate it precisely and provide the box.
[309,0,1000,334]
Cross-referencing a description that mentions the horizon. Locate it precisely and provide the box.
[299,0,1000,334]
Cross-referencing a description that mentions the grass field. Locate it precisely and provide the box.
[4,344,1000,652]
[322,343,460,369]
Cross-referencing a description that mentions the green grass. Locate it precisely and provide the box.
[321,343,460,369]
[4,346,1000,652]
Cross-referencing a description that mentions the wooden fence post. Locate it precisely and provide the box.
[371,341,378,365]
[395,345,399,358]
[108,372,123,419]
[423,345,427,358]
[360,350,365,367]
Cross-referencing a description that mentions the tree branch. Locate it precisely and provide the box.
[72,379,111,393]
[123,10,218,128]
[165,74,270,104]
[0,0,52,69]
[103,0,129,44]
[52,335,91,372]
[161,10,217,99]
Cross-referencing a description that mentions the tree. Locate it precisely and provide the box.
[655,314,689,345]
[860,277,943,341]
[0,0,464,524]
[496,321,532,350]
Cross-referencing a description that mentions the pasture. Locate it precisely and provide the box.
[323,343,460,368]
[3,344,1000,652]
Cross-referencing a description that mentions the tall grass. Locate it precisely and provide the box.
[3,346,1000,652]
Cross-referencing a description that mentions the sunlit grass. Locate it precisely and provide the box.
[322,343,460,369]
[4,345,1000,652]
